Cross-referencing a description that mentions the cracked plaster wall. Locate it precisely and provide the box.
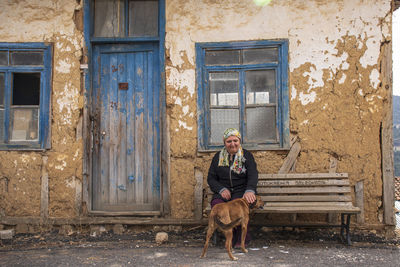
[0,0,84,218]
[166,0,393,225]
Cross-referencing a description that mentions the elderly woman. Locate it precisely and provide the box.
[207,128,259,247]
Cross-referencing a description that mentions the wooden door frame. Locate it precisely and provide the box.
[81,0,169,216]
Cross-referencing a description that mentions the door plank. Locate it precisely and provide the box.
[126,52,136,204]
[134,52,145,204]
[117,52,128,203]
[99,53,111,206]
[109,53,119,205]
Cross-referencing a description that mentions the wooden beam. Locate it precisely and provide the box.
[355,180,364,224]
[194,169,203,220]
[329,157,338,173]
[328,157,338,223]
[278,142,301,174]
[0,216,204,226]
[381,38,395,225]
[40,156,48,219]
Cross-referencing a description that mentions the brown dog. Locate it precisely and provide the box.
[200,195,264,261]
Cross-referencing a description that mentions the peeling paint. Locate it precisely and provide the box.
[166,67,196,96]
[55,59,72,74]
[299,91,317,105]
[369,68,380,89]
[178,120,193,131]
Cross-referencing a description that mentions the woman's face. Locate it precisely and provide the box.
[224,135,241,155]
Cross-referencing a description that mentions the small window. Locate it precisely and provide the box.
[196,40,289,150]
[93,0,159,38]
[0,51,7,65]
[0,44,52,150]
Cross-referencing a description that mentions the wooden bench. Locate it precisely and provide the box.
[205,172,361,245]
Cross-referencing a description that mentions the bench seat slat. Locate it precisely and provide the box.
[261,195,352,202]
[258,173,348,179]
[257,206,360,213]
[264,202,355,207]
[258,179,349,187]
[258,186,351,194]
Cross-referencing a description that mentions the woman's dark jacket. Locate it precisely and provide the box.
[207,149,258,201]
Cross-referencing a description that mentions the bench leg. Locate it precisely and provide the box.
[340,214,352,246]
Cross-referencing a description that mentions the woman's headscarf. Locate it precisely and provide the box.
[218,128,246,174]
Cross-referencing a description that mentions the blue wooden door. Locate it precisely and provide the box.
[92,43,160,214]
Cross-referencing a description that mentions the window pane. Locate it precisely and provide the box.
[13,73,40,105]
[10,108,39,141]
[129,0,158,37]
[210,109,239,144]
[0,109,4,142]
[210,72,239,106]
[246,106,276,142]
[10,52,43,66]
[0,51,7,65]
[94,0,125,37]
[205,50,240,65]
[0,73,4,106]
[245,70,276,104]
[243,48,278,64]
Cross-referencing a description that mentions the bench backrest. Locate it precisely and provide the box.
[257,173,359,213]
[205,173,360,213]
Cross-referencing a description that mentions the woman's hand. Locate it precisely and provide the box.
[220,189,231,200]
[243,191,256,204]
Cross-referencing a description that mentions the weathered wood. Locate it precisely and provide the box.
[355,180,364,224]
[278,142,301,173]
[258,179,349,187]
[92,47,161,213]
[75,177,82,216]
[381,40,395,225]
[194,169,203,220]
[258,206,360,213]
[328,157,338,223]
[257,186,351,194]
[40,156,49,219]
[264,202,354,207]
[289,136,298,173]
[329,157,338,173]
[259,173,348,179]
[260,195,352,202]
[117,53,128,204]
[0,216,202,226]
[82,68,90,215]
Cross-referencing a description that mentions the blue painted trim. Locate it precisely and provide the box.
[0,43,49,49]
[0,43,52,150]
[239,71,246,142]
[196,40,290,151]
[90,38,160,44]
[3,71,10,143]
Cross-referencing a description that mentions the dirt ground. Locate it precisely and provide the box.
[1,226,400,266]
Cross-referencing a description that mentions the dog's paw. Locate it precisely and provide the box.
[242,248,248,253]
[231,256,238,261]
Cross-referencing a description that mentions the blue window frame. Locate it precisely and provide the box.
[0,43,52,150]
[196,40,289,151]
